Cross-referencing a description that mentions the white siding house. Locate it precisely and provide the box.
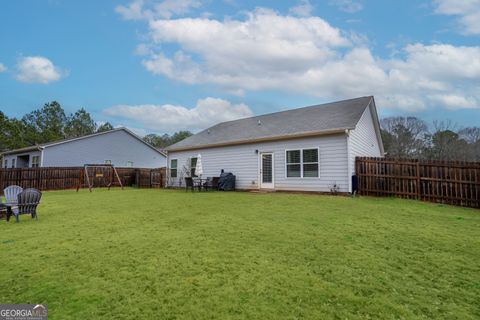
[166,96,384,193]
[2,128,166,169]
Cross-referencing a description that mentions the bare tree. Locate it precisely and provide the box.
[459,127,480,161]
[380,116,429,158]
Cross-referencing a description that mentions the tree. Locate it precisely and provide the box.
[65,108,96,138]
[96,122,114,133]
[170,131,193,146]
[458,127,480,161]
[21,101,67,144]
[143,131,193,149]
[380,117,428,158]
[143,133,170,149]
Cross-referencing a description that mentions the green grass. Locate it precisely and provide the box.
[0,188,479,319]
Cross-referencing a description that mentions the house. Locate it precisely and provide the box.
[166,96,384,193]
[1,128,166,169]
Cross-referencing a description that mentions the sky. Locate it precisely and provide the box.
[0,0,479,136]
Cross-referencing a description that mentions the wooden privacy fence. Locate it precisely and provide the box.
[0,167,166,194]
[355,157,480,208]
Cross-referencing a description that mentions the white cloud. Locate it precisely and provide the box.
[289,0,314,17]
[434,0,480,35]
[118,6,480,111]
[15,56,65,84]
[103,97,253,131]
[0,63,6,73]
[329,0,363,13]
[136,9,480,111]
[116,0,201,20]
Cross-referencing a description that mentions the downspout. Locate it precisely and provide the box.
[345,129,352,194]
[166,152,169,188]
[39,146,45,167]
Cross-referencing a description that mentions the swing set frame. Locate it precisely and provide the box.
[78,164,124,192]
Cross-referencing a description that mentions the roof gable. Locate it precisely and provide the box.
[167,96,373,151]
[1,128,166,157]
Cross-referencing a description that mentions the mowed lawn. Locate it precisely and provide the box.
[0,189,479,319]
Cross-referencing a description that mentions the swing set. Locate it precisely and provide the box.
[77,164,124,192]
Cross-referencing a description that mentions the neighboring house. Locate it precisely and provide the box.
[1,128,166,169]
[166,96,384,193]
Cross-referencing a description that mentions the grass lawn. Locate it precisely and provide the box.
[0,188,479,319]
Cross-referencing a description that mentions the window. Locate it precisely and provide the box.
[170,159,178,178]
[286,150,301,177]
[11,159,16,168]
[190,157,197,177]
[31,156,40,168]
[286,148,319,178]
[104,160,112,164]
[302,149,319,177]
[127,161,134,167]
[4,159,7,168]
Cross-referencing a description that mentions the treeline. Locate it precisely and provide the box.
[1,101,478,162]
[0,101,192,152]
[381,117,480,161]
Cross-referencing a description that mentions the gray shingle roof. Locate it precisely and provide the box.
[1,128,166,156]
[167,96,374,151]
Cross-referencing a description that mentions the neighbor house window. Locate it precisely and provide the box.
[4,159,7,168]
[11,159,16,168]
[104,160,112,164]
[170,159,178,178]
[286,148,319,178]
[31,156,40,168]
[190,157,197,177]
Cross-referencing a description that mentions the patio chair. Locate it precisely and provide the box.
[185,177,199,192]
[203,177,219,191]
[11,188,42,222]
[3,185,23,215]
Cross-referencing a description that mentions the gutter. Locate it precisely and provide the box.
[167,127,352,152]
[0,145,44,156]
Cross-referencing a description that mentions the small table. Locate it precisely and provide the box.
[0,203,15,222]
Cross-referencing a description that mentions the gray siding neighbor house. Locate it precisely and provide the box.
[1,128,166,169]
[166,96,384,193]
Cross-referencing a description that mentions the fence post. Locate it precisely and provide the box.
[416,161,421,200]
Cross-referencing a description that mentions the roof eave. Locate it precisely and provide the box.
[0,145,44,156]
[166,128,351,152]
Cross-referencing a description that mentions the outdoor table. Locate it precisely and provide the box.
[192,178,207,191]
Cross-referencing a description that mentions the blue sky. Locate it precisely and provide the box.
[0,0,479,135]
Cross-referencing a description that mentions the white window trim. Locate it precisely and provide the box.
[190,156,198,177]
[170,159,178,178]
[285,147,320,179]
[31,156,40,168]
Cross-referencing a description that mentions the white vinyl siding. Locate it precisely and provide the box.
[349,104,382,176]
[168,134,349,192]
[42,129,166,168]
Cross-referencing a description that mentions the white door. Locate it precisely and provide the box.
[260,153,274,189]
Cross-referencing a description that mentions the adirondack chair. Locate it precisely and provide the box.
[12,188,42,222]
[3,185,23,215]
